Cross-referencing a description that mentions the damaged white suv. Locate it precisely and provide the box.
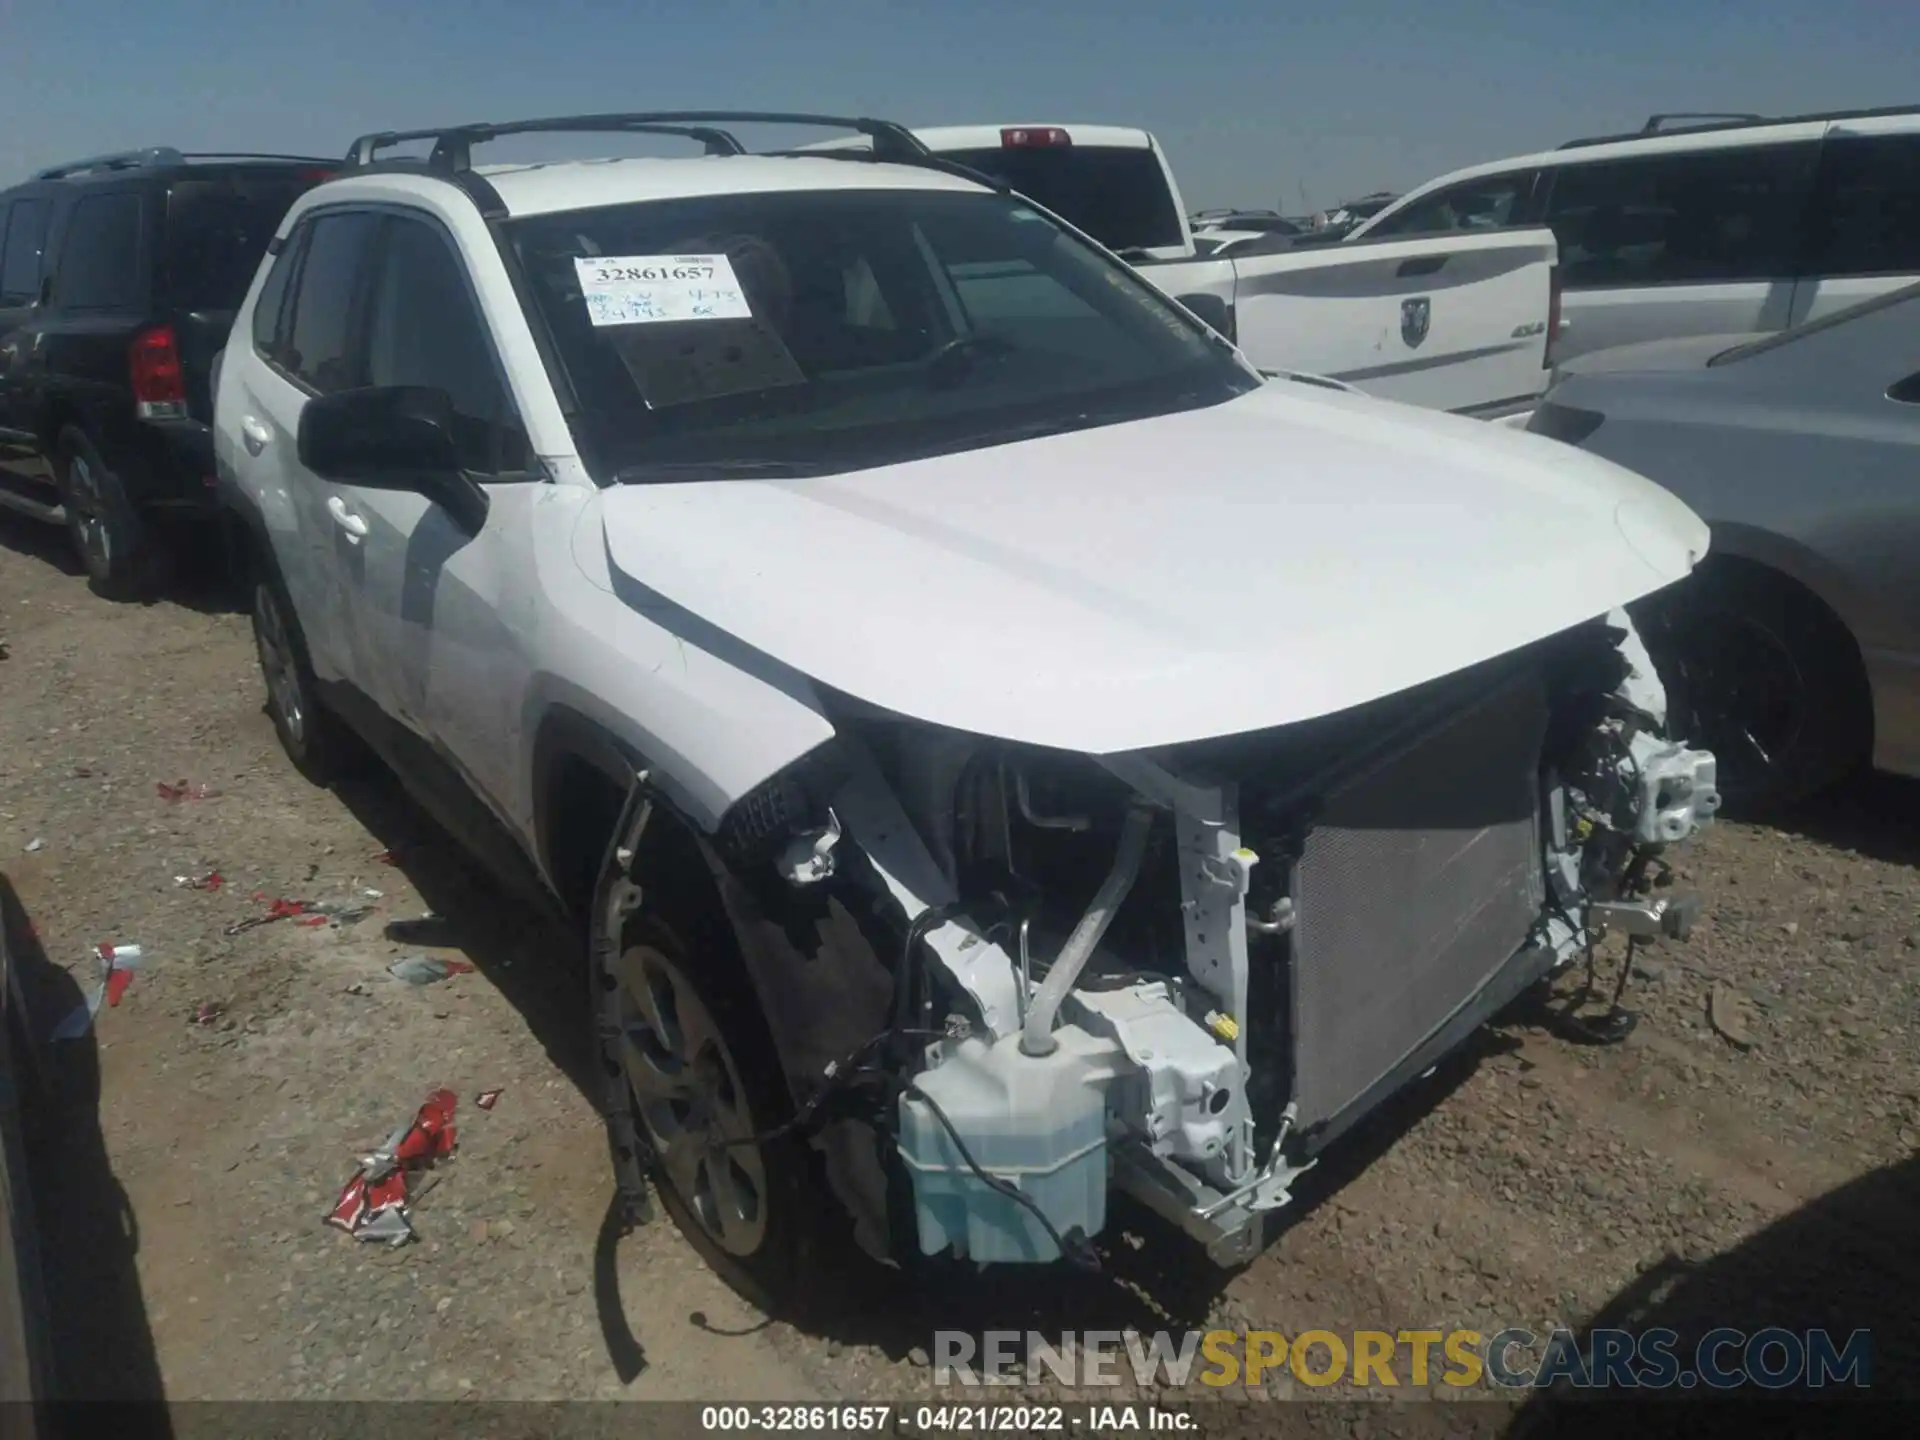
[213,112,1720,1294]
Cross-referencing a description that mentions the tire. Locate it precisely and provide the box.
[249,569,365,787]
[54,428,167,600]
[593,910,823,1310]
[1635,564,1871,811]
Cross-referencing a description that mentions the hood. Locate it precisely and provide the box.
[1558,333,1762,378]
[597,385,1708,754]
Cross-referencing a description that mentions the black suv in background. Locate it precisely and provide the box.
[0,148,335,595]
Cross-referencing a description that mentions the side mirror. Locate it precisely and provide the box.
[297,386,488,534]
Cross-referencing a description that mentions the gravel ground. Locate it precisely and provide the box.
[2,514,1915,1429]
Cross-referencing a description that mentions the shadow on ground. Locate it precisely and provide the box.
[0,873,171,1419]
[1761,770,1920,870]
[1502,1153,1918,1435]
[0,510,243,618]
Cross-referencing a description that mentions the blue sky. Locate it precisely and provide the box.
[2,0,1915,212]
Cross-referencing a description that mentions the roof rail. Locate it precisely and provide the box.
[1643,111,1765,133]
[1558,100,1920,150]
[343,111,935,171]
[33,146,186,180]
[177,152,344,166]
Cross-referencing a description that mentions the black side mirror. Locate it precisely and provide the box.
[297,386,488,534]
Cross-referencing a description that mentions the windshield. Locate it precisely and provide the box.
[508,186,1255,481]
[164,173,323,311]
[927,146,1187,253]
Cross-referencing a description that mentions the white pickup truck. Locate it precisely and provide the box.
[814,124,1563,419]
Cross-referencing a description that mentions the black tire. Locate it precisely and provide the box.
[54,427,167,600]
[249,568,365,787]
[1635,563,1871,811]
[593,909,823,1310]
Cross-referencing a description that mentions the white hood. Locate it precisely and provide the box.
[597,384,1707,754]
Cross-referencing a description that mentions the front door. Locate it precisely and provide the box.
[328,211,543,823]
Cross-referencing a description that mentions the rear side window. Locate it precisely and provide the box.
[1805,133,1920,277]
[0,198,51,304]
[54,191,144,309]
[282,211,379,393]
[1368,170,1537,238]
[1542,142,1817,289]
[165,174,319,311]
[936,145,1186,253]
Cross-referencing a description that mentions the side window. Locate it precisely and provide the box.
[1805,133,1920,277]
[0,199,51,305]
[1543,143,1817,289]
[250,224,304,359]
[1368,171,1536,238]
[283,211,379,394]
[364,216,530,475]
[53,191,144,309]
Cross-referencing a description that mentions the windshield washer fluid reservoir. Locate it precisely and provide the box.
[899,1028,1121,1264]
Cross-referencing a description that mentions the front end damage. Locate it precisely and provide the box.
[680,610,1718,1270]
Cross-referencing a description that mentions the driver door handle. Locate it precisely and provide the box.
[327,495,369,541]
[240,415,273,456]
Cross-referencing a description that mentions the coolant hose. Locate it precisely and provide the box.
[1019,803,1156,1056]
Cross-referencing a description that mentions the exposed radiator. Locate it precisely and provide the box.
[1289,669,1549,1139]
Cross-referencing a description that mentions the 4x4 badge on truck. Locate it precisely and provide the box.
[1401,296,1431,349]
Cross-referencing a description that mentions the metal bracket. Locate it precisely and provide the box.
[592,770,658,1230]
[1171,785,1255,1186]
[1590,893,1701,942]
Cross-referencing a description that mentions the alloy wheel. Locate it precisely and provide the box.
[1660,606,1807,800]
[607,941,768,1257]
[64,452,113,576]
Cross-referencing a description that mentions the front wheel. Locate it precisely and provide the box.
[1636,565,1870,811]
[593,911,821,1308]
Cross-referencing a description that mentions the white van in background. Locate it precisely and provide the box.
[1348,104,1920,363]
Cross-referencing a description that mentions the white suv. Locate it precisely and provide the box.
[1351,104,1920,363]
[214,112,1719,1296]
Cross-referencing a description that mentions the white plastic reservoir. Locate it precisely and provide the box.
[898,1028,1120,1264]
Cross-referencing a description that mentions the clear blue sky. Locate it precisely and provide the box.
[2,0,1914,212]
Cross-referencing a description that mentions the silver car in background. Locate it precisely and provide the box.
[1528,280,1920,807]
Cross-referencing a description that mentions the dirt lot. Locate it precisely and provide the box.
[2,513,1916,1425]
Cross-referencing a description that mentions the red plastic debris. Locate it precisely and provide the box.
[224,896,315,936]
[474,1088,503,1111]
[105,967,135,1008]
[326,1088,460,1246]
[191,1002,226,1026]
[373,849,398,866]
[156,779,219,802]
[175,871,224,891]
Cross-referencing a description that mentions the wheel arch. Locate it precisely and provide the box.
[1690,523,1877,729]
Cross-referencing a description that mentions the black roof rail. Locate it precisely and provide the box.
[1558,100,1920,150]
[177,152,344,166]
[343,111,935,171]
[33,146,186,179]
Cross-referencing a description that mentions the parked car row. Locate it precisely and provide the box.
[0,102,1905,1311]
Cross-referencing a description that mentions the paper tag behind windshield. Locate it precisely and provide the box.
[574,254,753,326]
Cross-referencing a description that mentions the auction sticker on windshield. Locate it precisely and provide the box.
[574,254,753,326]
